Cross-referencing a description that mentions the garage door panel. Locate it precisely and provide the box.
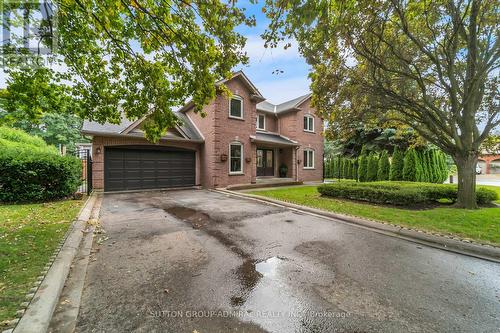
[104,147,195,191]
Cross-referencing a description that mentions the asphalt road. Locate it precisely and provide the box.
[73,190,500,333]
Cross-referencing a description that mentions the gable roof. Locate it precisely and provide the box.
[257,93,312,115]
[178,71,266,113]
[81,112,203,142]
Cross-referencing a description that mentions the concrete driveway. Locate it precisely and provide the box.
[74,190,500,333]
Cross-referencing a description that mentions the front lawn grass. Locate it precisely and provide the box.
[249,186,500,246]
[0,199,84,324]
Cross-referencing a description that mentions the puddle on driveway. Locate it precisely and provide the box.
[165,206,289,308]
[255,256,285,278]
[164,206,211,229]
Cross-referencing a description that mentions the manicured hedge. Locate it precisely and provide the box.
[0,127,81,202]
[0,149,82,202]
[317,182,497,206]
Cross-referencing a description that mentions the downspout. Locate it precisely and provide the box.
[295,146,300,181]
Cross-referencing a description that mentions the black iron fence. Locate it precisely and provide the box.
[74,148,93,195]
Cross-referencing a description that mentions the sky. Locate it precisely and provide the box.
[0,1,311,105]
[234,2,311,104]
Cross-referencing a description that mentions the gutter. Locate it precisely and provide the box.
[80,130,205,144]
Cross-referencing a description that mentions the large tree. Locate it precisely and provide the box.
[2,0,254,142]
[264,0,499,208]
[0,66,86,151]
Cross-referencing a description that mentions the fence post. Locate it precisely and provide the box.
[86,149,93,195]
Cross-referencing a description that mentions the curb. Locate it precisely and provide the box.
[12,194,98,333]
[215,189,500,263]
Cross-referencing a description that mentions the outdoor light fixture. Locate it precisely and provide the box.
[96,147,102,154]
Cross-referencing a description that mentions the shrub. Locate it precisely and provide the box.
[317,182,497,206]
[377,150,390,181]
[0,130,81,202]
[343,158,350,179]
[437,151,449,183]
[476,187,499,205]
[403,148,419,181]
[366,152,379,182]
[352,159,358,180]
[419,151,429,182]
[426,150,436,183]
[389,146,404,181]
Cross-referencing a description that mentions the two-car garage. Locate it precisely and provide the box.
[104,146,196,191]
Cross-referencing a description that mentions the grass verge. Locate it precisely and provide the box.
[0,199,84,324]
[249,186,500,246]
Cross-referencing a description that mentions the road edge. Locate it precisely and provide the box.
[214,189,500,263]
[12,194,100,333]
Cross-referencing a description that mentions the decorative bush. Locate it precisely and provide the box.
[377,150,390,181]
[358,146,368,182]
[366,152,379,182]
[0,127,82,202]
[426,150,437,183]
[317,182,497,206]
[403,148,419,181]
[389,146,404,181]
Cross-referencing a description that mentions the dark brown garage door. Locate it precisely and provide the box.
[104,147,195,191]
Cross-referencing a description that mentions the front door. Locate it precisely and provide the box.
[257,149,274,176]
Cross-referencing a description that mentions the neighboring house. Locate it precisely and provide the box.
[478,153,500,174]
[81,71,323,191]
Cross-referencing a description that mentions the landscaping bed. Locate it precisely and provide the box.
[0,199,84,324]
[249,186,500,246]
[317,181,497,206]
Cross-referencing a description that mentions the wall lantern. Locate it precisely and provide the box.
[297,159,301,164]
[220,153,228,162]
[245,157,252,163]
[96,147,102,154]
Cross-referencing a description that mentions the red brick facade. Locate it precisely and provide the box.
[90,74,323,190]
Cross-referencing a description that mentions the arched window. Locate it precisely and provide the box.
[303,114,314,132]
[229,142,243,174]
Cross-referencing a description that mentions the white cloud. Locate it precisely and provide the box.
[254,76,311,104]
[244,35,300,65]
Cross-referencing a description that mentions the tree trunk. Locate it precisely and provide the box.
[454,153,478,209]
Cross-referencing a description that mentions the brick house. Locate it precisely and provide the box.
[82,71,324,191]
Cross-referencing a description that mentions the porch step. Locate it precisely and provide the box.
[225,180,303,191]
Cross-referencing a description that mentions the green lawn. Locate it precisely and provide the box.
[0,199,84,324]
[250,186,500,246]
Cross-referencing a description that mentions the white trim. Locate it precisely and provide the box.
[229,141,244,175]
[303,148,315,169]
[256,114,266,130]
[303,114,315,132]
[229,95,244,120]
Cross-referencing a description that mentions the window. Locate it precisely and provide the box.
[256,114,265,130]
[303,149,314,169]
[229,142,243,174]
[229,96,243,119]
[304,114,314,132]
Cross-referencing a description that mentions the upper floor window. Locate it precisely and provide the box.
[256,114,265,130]
[229,142,243,174]
[304,114,314,132]
[229,96,243,119]
[303,149,314,169]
